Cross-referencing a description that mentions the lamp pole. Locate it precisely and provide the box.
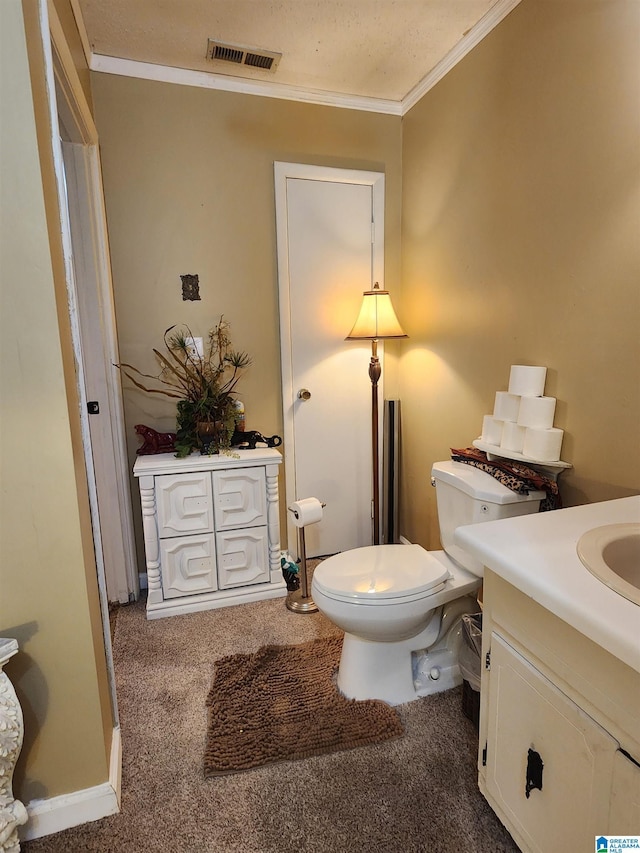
[369,338,381,545]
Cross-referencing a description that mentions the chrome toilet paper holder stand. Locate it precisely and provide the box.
[285,502,326,614]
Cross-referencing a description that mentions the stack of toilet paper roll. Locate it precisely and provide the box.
[480,365,564,462]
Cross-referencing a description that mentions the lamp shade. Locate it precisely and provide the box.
[346,284,407,340]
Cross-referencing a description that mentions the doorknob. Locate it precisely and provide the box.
[297,389,311,400]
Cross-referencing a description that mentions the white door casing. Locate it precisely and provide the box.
[51,11,137,606]
[275,163,385,557]
[37,0,138,733]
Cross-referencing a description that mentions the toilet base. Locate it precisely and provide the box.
[412,646,463,697]
[336,594,478,705]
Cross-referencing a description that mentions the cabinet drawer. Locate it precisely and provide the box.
[212,467,267,530]
[160,533,217,599]
[156,472,213,537]
[486,633,617,852]
[216,527,269,589]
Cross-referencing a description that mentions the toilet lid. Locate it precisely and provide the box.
[312,544,450,602]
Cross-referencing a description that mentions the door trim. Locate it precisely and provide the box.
[274,163,385,553]
[51,5,137,604]
[36,0,137,738]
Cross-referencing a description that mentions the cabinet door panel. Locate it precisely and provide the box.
[212,467,267,530]
[486,633,617,853]
[609,749,640,833]
[156,472,213,537]
[160,534,217,598]
[216,527,269,589]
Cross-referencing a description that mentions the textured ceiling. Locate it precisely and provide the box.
[75,0,512,105]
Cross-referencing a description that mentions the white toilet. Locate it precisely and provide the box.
[311,460,545,704]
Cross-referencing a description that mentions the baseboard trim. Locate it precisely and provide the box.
[20,726,121,841]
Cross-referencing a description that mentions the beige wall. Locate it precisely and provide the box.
[1,0,112,803]
[91,74,403,556]
[2,0,637,826]
[399,0,640,548]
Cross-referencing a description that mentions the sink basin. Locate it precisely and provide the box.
[577,523,640,605]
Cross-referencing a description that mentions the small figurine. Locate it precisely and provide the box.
[135,424,177,455]
[230,429,282,449]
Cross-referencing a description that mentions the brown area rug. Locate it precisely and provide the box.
[204,635,404,776]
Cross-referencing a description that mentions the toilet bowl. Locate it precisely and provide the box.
[311,460,546,705]
[312,544,480,704]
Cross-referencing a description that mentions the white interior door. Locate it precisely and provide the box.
[61,140,138,604]
[275,163,385,558]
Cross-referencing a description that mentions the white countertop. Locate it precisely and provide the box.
[133,447,282,477]
[454,496,640,674]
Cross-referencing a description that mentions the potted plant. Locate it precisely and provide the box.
[118,317,251,457]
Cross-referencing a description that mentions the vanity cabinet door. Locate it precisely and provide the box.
[212,468,267,530]
[609,749,640,833]
[156,472,214,537]
[216,528,269,589]
[485,633,618,853]
[160,534,217,599]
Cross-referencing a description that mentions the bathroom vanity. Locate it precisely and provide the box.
[133,448,286,619]
[455,497,640,852]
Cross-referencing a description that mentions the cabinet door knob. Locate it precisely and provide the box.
[525,748,544,798]
[297,389,311,401]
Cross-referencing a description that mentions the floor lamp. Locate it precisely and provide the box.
[346,283,407,545]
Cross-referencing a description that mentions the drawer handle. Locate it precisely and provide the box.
[525,748,544,798]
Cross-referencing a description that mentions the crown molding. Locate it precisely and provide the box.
[89,54,403,116]
[401,0,523,114]
[76,0,522,117]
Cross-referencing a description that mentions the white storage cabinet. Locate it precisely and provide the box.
[134,449,286,619]
[479,572,640,851]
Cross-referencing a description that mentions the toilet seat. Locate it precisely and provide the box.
[312,544,450,604]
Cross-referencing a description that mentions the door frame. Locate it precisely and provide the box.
[274,162,385,553]
[35,0,139,747]
[49,3,137,606]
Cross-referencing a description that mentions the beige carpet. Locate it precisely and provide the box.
[205,636,404,776]
[23,594,520,853]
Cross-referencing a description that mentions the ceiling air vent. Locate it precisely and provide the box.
[206,40,281,73]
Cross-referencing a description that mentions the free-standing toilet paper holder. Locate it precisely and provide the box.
[285,502,326,614]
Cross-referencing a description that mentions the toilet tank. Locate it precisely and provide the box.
[431,460,546,577]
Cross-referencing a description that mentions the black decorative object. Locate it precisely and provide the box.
[282,567,300,591]
[230,428,282,449]
[181,274,200,301]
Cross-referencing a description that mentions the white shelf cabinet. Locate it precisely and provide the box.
[479,572,640,851]
[133,449,285,619]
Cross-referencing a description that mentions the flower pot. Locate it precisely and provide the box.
[197,421,225,455]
